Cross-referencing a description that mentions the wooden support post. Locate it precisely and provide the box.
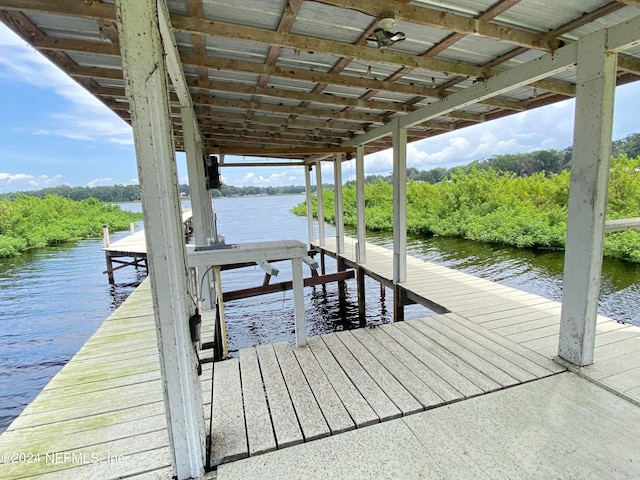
[392,120,407,284]
[102,224,110,248]
[305,164,315,244]
[316,160,325,246]
[291,257,306,347]
[355,145,366,263]
[357,267,366,326]
[393,285,405,323]
[334,154,345,254]
[129,222,135,235]
[380,282,386,300]
[392,120,407,324]
[183,107,215,309]
[559,30,617,367]
[116,1,205,477]
[337,256,347,319]
[105,254,115,285]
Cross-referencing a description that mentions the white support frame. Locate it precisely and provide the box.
[559,29,617,367]
[392,121,407,284]
[116,1,204,478]
[305,164,315,243]
[183,107,215,309]
[355,145,366,263]
[315,160,325,246]
[334,154,345,254]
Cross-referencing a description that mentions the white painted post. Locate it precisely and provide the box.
[559,29,617,367]
[355,145,366,263]
[102,224,110,248]
[291,257,306,347]
[183,107,215,310]
[304,164,315,243]
[392,120,407,284]
[129,222,135,235]
[334,154,345,254]
[116,1,205,478]
[316,160,325,246]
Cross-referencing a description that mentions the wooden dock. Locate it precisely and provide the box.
[314,237,640,405]
[102,210,193,283]
[1,237,639,479]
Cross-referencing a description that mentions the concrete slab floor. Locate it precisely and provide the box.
[217,373,640,479]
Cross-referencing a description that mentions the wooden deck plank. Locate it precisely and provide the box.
[422,316,548,382]
[405,319,522,387]
[238,347,277,456]
[383,323,490,397]
[307,336,379,428]
[364,326,461,403]
[273,342,330,442]
[292,345,356,435]
[444,313,565,374]
[335,331,423,416]
[594,336,640,361]
[321,334,402,422]
[582,349,640,380]
[350,328,444,408]
[255,344,304,448]
[210,358,249,467]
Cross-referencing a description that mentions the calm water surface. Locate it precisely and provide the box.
[1,195,638,433]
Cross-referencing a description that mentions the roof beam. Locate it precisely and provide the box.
[314,0,560,51]
[212,146,357,156]
[157,0,200,142]
[344,41,579,146]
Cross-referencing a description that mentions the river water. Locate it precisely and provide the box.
[1,194,638,434]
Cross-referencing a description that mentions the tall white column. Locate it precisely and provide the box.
[183,107,215,309]
[116,1,204,478]
[392,120,407,284]
[315,160,325,246]
[559,29,617,367]
[355,145,366,263]
[304,164,315,243]
[334,154,345,254]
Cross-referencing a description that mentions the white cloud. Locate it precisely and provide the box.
[0,172,64,192]
[0,24,132,146]
[87,177,114,187]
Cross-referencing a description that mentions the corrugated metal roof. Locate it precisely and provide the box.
[0,0,638,159]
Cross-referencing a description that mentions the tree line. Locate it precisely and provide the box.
[0,182,312,202]
[356,132,640,186]
[294,152,640,264]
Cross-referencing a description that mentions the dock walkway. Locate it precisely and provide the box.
[1,237,639,479]
[314,236,640,405]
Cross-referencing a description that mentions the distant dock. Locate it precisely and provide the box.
[102,210,193,283]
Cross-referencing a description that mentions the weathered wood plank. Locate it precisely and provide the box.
[335,331,422,416]
[419,316,543,382]
[405,319,520,387]
[273,342,330,441]
[377,324,484,399]
[307,336,379,427]
[293,345,355,435]
[321,333,401,422]
[443,313,565,374]
[238,347,277,456]
[210,358,248,467]
[350,328,444,408]
[255,344,304,448]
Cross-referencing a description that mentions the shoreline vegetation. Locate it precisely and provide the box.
[0,195,142,258]
[293,153,640,264]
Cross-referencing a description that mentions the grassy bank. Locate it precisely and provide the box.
[0,195,143,258]
[293,154,640,263]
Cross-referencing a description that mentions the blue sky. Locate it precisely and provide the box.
[1,22,639,193]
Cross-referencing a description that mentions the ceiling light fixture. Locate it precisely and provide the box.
[366,16,406,49]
